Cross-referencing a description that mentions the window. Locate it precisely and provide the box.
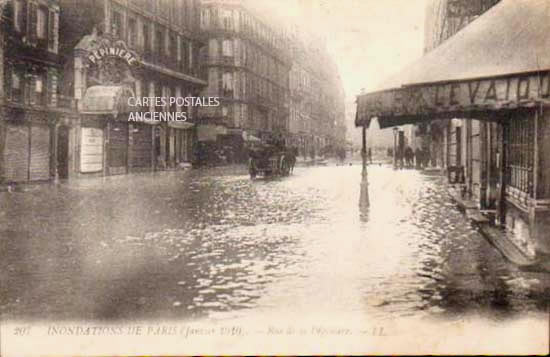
[48,9,56,51]
[12,71,21,90]
[128,17,137,47]
[222,9,232,30]
[9,68,23,102]
[506,116,535,195]
[170,32,177,59]
[112,10,123,37]
[222,72,233,96]
[201,8,210,29]
[148,81,156,111]
[156,28,163,55]
[35,77,43,93]
[13,0,23,32]
[134,79,142,101]
[37,6,48,39]
[142,23,150,51]
[165,30,171,56]
[34,74,46,105]
[222,39,233,56]
[159,0,170,18]
[182,39,190,71]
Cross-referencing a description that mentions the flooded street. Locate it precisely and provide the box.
[1,164,549,323]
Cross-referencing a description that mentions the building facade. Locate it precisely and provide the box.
[357,0,550,260]
[56,0,206,178]
[198,0,291,163]
[0,0,78,184]
[288,24,346,159]
[422,0,502,207]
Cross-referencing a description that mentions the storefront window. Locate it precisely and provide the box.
[506,115,535,195]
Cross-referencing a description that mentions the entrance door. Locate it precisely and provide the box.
[108,122,128,175]
[57,126,69,179]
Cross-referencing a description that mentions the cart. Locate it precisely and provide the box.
[248,144,292,179]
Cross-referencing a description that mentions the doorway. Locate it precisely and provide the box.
[57,126,69,179]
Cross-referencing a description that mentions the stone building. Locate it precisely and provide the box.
[287,24,346,159]
[0,0,77,184]
[198,0,291,163]
[56,0,206,178]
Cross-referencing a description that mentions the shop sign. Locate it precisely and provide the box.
[80,127,104,173]
[75,30,139,87]
[357,71,550,121]
[88,46,138,66]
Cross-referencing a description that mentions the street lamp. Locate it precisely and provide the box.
[393,127,398,169]
[360,125,369,207]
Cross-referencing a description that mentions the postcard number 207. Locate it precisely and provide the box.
[13,326,31,336]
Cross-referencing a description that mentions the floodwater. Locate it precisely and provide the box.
[1,164,549,322]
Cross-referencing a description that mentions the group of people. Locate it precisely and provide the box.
[395,146,431,170]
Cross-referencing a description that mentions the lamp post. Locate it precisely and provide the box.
[393,127,398,169]
[360,125,370,207]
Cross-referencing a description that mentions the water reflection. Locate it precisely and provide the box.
[0,165,549,322]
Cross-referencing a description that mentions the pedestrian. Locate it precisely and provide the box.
[415,147,422,170]
[405,146,414,168]
[423,147,431,168]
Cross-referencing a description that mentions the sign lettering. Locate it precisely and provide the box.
[357,71,550,123]
[88,46,138,66]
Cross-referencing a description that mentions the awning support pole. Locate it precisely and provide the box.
[360,125,370,207]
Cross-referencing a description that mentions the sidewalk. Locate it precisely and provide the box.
[446,185,549,270]
[0,164,251,193]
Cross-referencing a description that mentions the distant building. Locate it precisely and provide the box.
[198,0,292,163]
[287,23,346,159]
[424,0,501,53]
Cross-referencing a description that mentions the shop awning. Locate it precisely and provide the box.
[80,85,135,115]
[356,0,550,128]
[167,121,194,129]
[242,131,261,142]
[197,124,227,142]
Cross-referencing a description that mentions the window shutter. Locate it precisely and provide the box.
[5,65,12,100]
[28,2,38,43]
[48,10,55,51]
[47,69,57,106]
[19,0,28,37]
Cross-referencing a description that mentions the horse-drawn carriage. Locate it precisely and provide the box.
[248,143,296,179]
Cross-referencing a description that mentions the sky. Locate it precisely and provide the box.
[263,0,429,100]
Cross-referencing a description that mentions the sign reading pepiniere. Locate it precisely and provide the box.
[356,71,550,127]
[88,46,138,66]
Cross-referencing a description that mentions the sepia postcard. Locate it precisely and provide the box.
[0,0,549,355]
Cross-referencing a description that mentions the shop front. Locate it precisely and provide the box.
[1,108,54,183]
[355,0,550,258]
[79,85,148,176]
[168,121,195,166]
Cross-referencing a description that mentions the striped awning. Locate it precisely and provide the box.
[356,0,550,128]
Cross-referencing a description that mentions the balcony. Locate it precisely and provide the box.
[4,91,76,113]
[206,56,235,67]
